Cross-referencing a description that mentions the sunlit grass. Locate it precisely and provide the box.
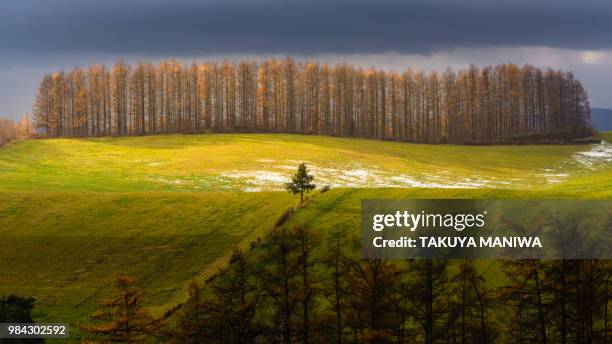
[0,133,609,192]
[0,132,609,339]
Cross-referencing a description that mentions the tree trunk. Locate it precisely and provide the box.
[533,262,547,344]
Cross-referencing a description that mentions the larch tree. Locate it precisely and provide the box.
[82,275,157,343]
[32,58,594,143]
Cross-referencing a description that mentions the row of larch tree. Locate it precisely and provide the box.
[33,58,592,143]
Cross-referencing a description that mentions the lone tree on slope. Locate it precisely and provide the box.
[285,163,315,203]
[82,275,157,343]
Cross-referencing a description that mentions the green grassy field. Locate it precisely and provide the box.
[0,133,610,192]
[0,133,610,339]
[0,191,295,334]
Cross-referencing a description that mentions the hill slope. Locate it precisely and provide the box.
[1,188,607,339]
[0,191,294,333]
[0,133,610,339]
[0,133,610,192]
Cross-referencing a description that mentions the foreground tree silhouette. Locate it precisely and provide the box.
[207,250,263,343]
[285,163,315,204]
[175,280,212,343]
[255,226,301,343]
[0,295,43,343]
[0,295,38,324]
[82,275,156,343]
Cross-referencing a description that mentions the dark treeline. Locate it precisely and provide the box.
[83,226,611,343]
[168,228,610,343]
[33,59,593,144]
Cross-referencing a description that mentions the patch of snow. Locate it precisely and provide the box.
[345,169,372,178]
[572,142,612,167]
[253,171,287,183]
[213,149,609,191]
[542,173,569,178]
[384,174,487,188]
[540,172,569,184]
[222,171,288,185]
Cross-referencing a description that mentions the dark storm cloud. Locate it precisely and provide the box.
[1,0,612,56]
[2,0,612,118]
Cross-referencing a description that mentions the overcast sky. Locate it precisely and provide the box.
[1,0,612,119]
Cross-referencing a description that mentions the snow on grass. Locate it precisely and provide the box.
[390,174,493,188]
[223,171,287,184]
[531,142,612,183]
[167,144,612,192]
[572,142,612,167]
[147,175,233,190]
[220,162,500,191]
[221,171,289,190]
[146,152,607,191]
[540,173,570,183]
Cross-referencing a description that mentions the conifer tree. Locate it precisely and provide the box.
[32,59,593,144]
[454,259,494,343]
[82,275,156,343]
[175,280,212,344]
[207,250,262,343]
[323,226,355,344]
[285,163,315,204]
[255,226,301,344]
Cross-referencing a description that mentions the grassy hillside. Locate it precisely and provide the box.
[0,191,294,335]
[0,133,610,339]
[0,133,610,192]
[1,188,605,338]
